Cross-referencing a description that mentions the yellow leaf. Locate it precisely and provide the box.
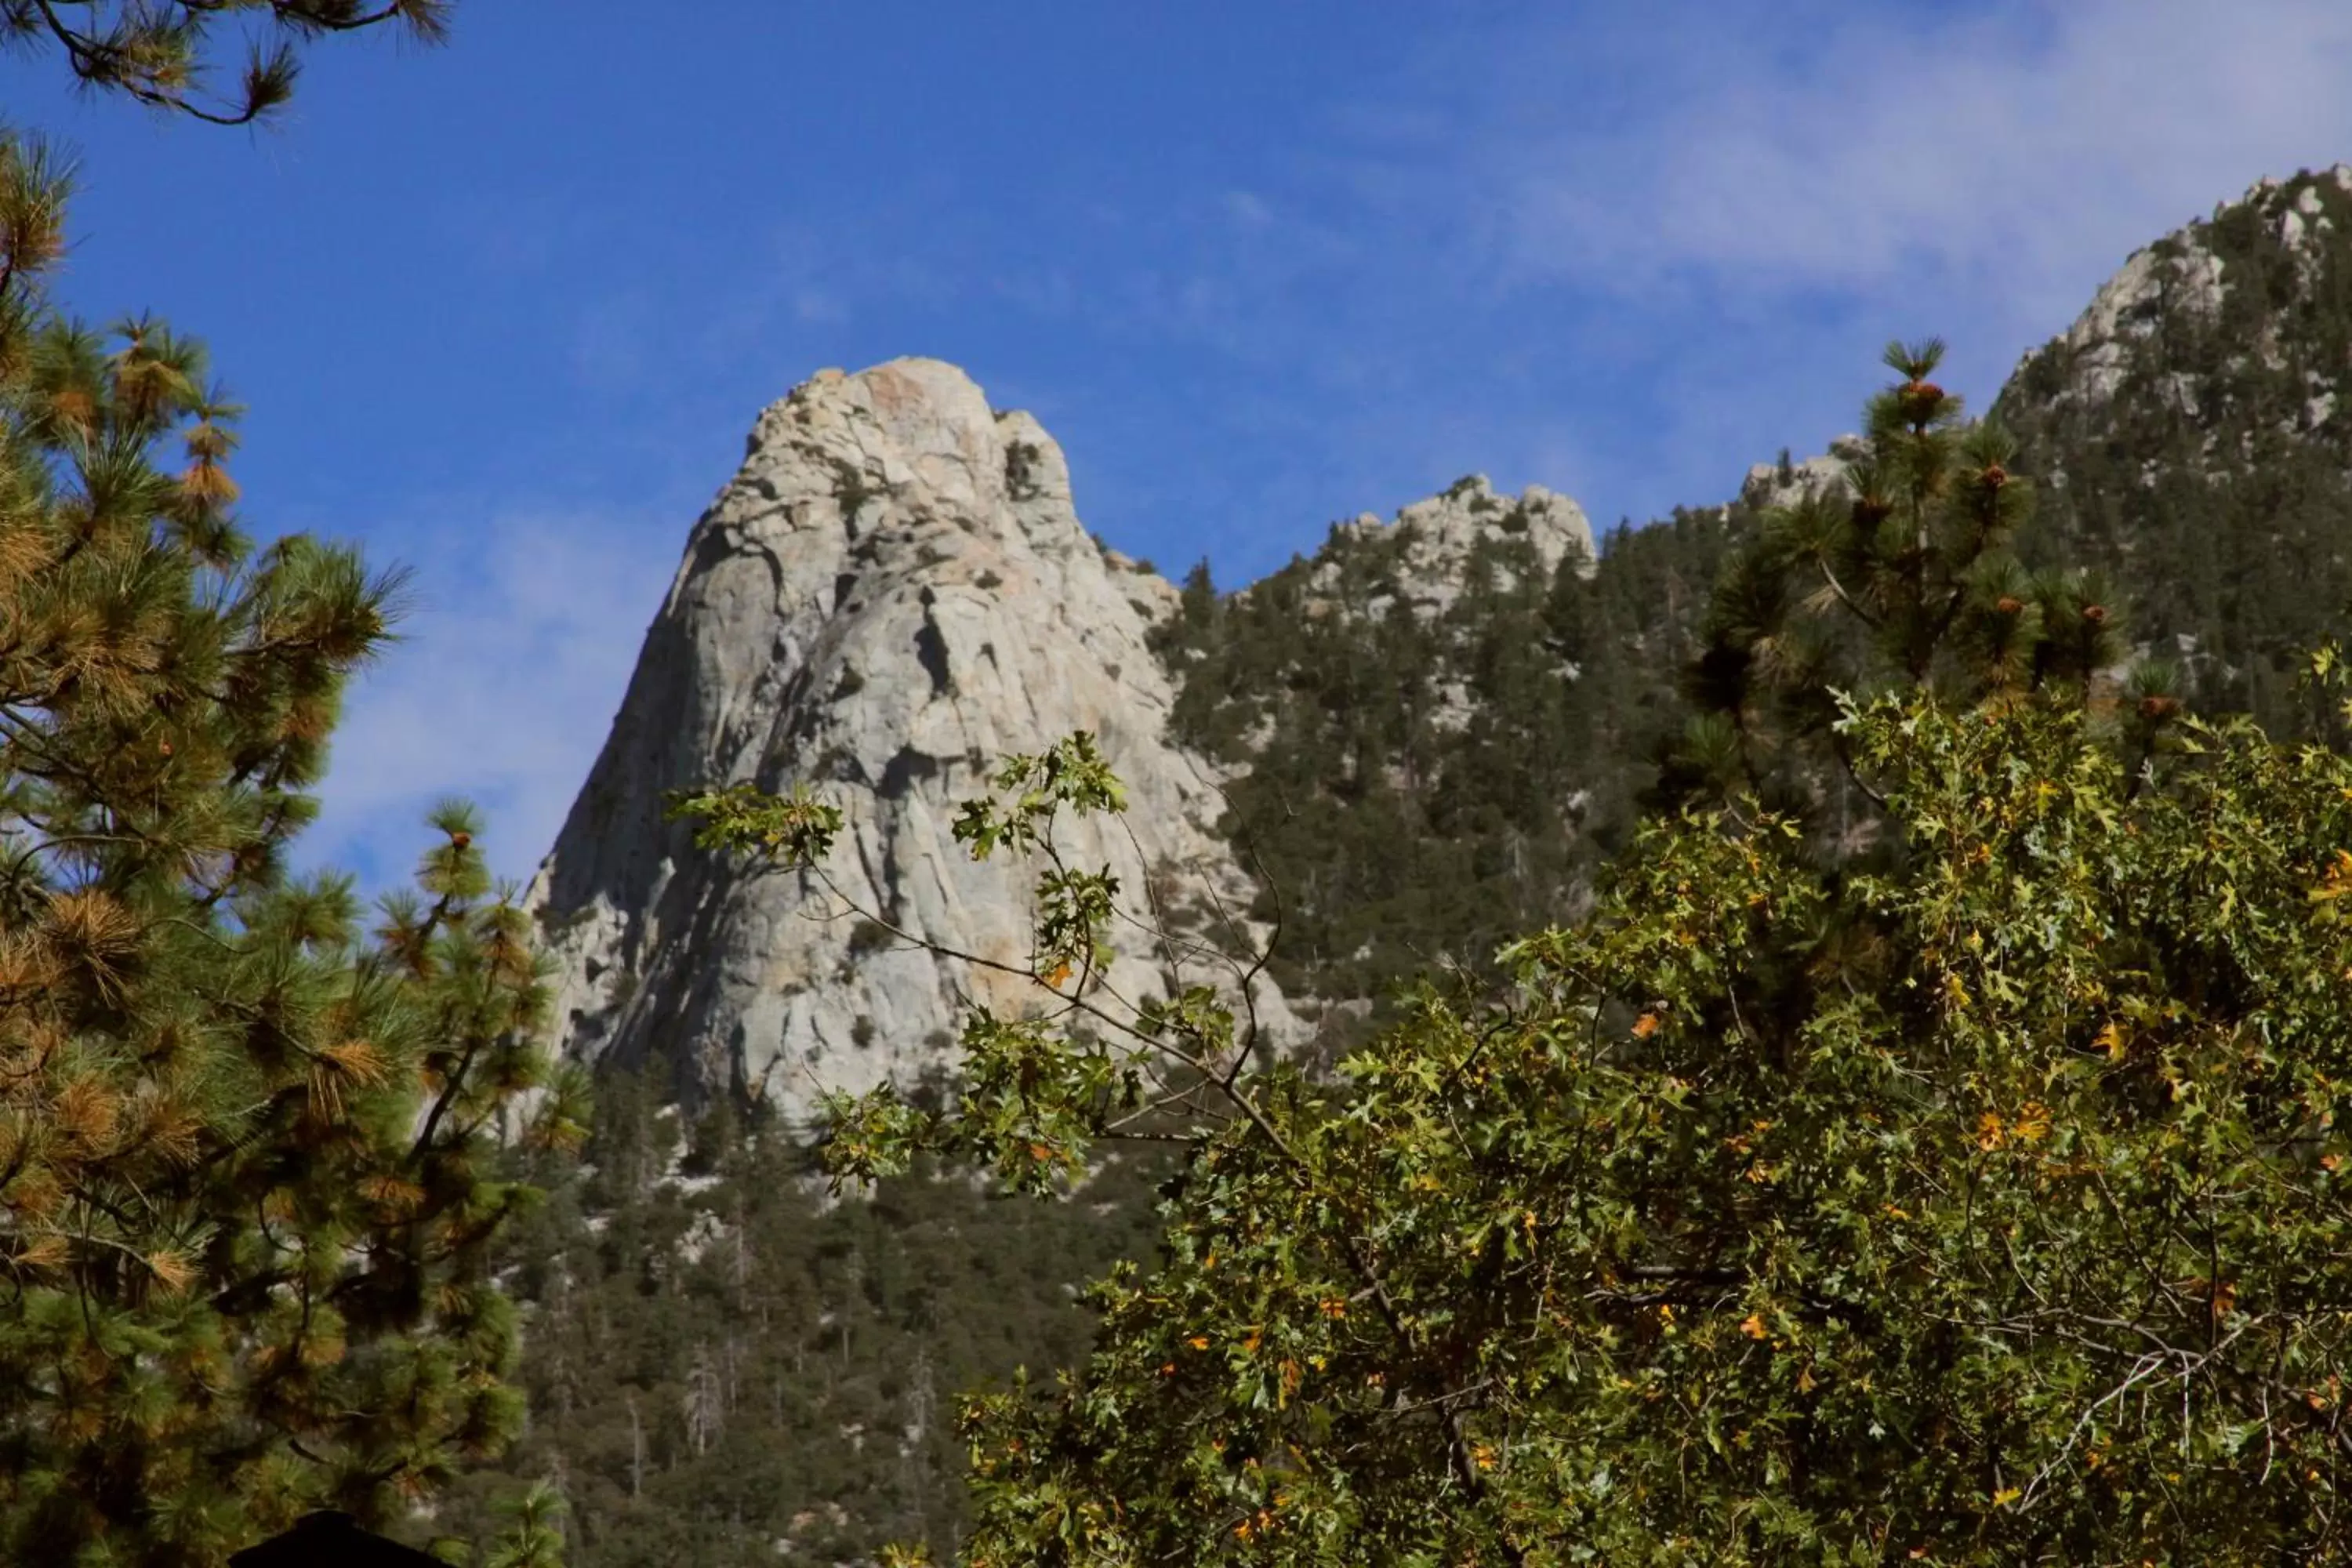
[1993,1486,2022,1508]
[1043,961,1073,988]
[1740,1313,1766,1340]
[1632,1011,1661,1038]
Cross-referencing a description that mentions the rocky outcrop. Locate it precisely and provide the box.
[1738,437,1867,514]
[1987,165,2352,734]
[1305,474,1595,623]
[527,358,1297,1123]
[2001,165,2352,461]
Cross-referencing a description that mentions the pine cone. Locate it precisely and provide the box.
[1982,463,2007,490]
[2082,604,2108,625]
[2138,695,2180,720]
[1853,497,1893,527]
[1994,596,2024,616]
[1899,379,1944,423]
[450,831,472,851]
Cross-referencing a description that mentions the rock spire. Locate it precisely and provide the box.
[527,358,1296,1120]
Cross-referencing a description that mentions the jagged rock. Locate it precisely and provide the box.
[527,358,1298,1123]
[2029,165,2352,431]
[1739,436,1868,514]
[1308,474,1595,624]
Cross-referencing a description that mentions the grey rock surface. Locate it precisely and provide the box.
[1739,435,1868,514]
[527,358,1294,1123]
[1308,474,1595,624]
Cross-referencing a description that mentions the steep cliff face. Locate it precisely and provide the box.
[527,358,1294,1119]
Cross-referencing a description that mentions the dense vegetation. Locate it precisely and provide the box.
[676,664,2352,1562]
[0,129,579,1565]
[938,683,2352,1565]
[1998,167,2352,744]
[426,1070,1173,1567]
[1152,502,1739,1035]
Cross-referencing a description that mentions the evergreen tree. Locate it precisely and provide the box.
[0,0,448,124]
[1664,336,2175,826]
[0,130,583,1565]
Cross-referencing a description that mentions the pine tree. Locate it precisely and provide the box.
[480,1483,567,1568]
[0,129,584,1565]
[0,0,448,124]
[1663,337,2179,826]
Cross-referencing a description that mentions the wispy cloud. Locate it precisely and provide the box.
[1452,0,2352,350]
[249,0,2352,890]
[1163,0,2352,545]
[300,506,678,891]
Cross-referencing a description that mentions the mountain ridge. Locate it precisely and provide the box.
[476,162,2352,1565]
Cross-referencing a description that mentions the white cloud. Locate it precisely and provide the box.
[301,506,679,891]
[1469,0,2352,339]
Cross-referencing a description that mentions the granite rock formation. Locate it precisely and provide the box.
[527,358,1296,1120]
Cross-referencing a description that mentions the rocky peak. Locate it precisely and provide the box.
[2009,165,2352,441]
[1738,437,1868,514]
[1987,166,2352,735]
[1306,474,1595,623]
[527,358,1296,1122]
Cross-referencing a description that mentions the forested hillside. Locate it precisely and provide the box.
[430,1072,1173,1566]
[1152,501,1740,1037]
[1998,166,2352,739]
[454,165,2352,1564]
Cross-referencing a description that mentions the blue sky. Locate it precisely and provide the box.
[12,0,2352,889]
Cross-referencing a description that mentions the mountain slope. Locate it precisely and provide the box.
[480,164,2352,1564]
[1995,165,2352,735]
[1152,487,1737,1032]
